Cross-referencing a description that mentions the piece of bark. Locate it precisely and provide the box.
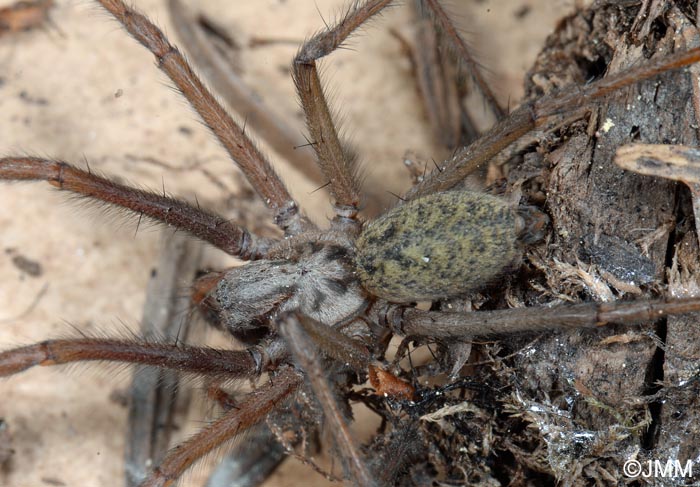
[657,230,700,465]
[501,2,699,482]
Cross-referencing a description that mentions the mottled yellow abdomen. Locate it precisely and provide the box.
[355,191,521,303]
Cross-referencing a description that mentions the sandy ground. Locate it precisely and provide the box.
[0,0,574,486]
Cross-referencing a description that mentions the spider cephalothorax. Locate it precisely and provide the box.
[202,238,367,334]
[4,0,700,486]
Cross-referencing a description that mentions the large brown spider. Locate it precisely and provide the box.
[2,2,700,485]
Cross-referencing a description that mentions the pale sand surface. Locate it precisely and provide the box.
[0,1,573,485]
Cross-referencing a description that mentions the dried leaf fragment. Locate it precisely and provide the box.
[0,0,52,35]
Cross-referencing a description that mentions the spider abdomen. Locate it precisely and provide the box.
[355,191,521,303]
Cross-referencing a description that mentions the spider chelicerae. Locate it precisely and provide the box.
[4,0,700,483]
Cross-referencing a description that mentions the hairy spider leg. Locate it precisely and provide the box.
[292,0,506,223]
[0,338,265,379]
[280,314,376,487]
[407,43,700,199]
[140,366,303,487]
[292,1,394,223]
[166,0,324,189]
[0,158,273,259]
[94,0,311,234]
[386,297,700,338]
[418,0,504,120]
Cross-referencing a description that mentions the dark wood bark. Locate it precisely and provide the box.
[499,2,700,484]
[410,3,700,485]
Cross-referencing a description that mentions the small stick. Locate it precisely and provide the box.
[205,423,287,487]
[419,0,504,120]
[167,0,324,188]
[125,232,202,487]
[615,143,700,246]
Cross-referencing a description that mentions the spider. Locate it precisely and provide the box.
[3,2,700,485]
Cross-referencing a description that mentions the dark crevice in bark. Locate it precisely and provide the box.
[641,318,667,449]
[642,184,684,450]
